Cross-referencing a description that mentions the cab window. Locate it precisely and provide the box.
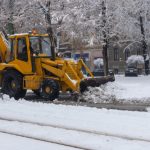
[6,39,15,62]
[17,38,28,61]
[30,36,52,57]
[41,37,52,57]
[30,37,40,52]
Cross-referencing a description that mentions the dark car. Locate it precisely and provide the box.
[92,69,114,76]
[125,67,138,77]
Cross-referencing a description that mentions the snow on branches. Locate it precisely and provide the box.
[94,58,104,68]
[0,0,150,47]
[126,55,144,66]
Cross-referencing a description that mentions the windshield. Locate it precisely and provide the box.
[29,36,52,57]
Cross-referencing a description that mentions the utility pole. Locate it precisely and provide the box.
[102,0,108,76]
[140,16,149,75]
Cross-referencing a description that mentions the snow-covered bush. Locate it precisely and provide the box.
[126,55,144,66]
[93,58,104,68]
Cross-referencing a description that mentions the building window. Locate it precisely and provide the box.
[125,49,130,60]
[73,53,80,61]
[73,53,89,62]
[114,49,119,61]
[64,52,72,58]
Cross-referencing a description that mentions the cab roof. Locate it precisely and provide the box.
[9,33,49,38]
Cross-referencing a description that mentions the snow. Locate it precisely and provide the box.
[1,0,150,47]
[83,75,150,104]
[126,55,144,66]
[112,75,150,100]
[0,76,149,149]
[0,95,149,149]
[146,54,150,61]
[0,120,150,150]
[0,133,75,150]
[93,58,104,68]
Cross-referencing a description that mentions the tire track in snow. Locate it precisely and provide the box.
[0,116,149,145]
[0,130,83,150]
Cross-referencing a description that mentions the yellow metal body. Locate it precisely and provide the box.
[0,32,9,62]
[0,32,94,93]
[23,75,42,90]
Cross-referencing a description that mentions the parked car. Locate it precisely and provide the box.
[125,67,138,77]
[92,69,114,76]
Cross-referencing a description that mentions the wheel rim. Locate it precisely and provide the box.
[45,86,52,94]
[11,80,17,90]
[40,79,59,100]
[8,79,18,93]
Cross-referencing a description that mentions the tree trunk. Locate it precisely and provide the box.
[102,0,108,76]
[7,0,15,34]
[140,16,149,75]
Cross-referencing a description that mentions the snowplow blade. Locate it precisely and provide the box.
[80,75,115,93]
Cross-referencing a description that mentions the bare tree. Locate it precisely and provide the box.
[36,0,65,60]
[101,0,108,76]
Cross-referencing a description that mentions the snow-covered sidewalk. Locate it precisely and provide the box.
[0,99,150,149]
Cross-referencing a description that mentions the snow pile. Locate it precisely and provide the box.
[82,75,150,104]
[126,55,144,66]
[93,58,104,68]
[81,85,117,103]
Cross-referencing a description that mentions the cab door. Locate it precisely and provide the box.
[13,36,32,74]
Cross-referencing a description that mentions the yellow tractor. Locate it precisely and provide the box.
[0,31,114,100]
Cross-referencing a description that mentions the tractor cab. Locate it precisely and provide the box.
[5,31,53,74]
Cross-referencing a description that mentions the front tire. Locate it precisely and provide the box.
[2,70,26,100]
[40,79,59,101]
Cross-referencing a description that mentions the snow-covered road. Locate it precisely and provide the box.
[0,97,150,149]
[0,76,150,149]
[0,132,77,150]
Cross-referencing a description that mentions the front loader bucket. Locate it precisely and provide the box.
[80,75,115,93]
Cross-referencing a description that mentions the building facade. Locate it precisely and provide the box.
[108,41,144,74]
[63,46,103,71]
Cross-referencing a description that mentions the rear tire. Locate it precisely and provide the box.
[2,70,26,100]
[40,79,59,101]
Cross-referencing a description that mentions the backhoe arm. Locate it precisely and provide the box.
[0,32,9,62]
